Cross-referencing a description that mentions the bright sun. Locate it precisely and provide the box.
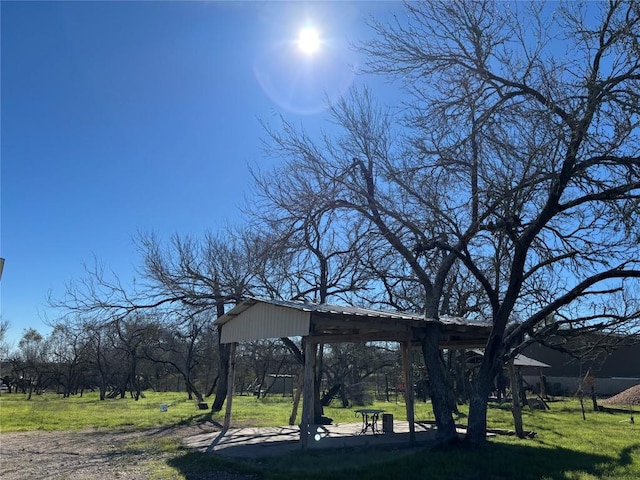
[297,26,321,55]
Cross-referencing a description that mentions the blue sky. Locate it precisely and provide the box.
[1,1,403,347]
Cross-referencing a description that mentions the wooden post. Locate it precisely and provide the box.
[539,368,546,399]
[223,342,237,433]
[300,339,315,449]
[401,341,416,445]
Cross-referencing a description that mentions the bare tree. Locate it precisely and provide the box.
[250,156,377,306]
[0,317,12,361]
[261,0,640,445]
[17,328,49,399]
[137,230,264,410]
[323,342,395,407]
[260,87,468,441]
[358,0,640,444]
[108,313,157,400]
[46,321,90,397]
[239,339,294,398]
[140,310,211,403]
[51,228,265,410]
[82,318,116,400]
[251,162,382,422]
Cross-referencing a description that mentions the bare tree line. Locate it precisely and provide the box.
[2,311,403,416]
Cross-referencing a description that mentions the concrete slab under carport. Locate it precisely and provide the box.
[183,421,468,458]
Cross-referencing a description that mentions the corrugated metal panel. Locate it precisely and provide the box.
[312,302,490,327]
[220,301,311,343]
[513,354,551,368]
[471,350,551,368]
[314,303,422,321]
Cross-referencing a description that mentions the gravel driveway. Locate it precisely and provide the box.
[0,427,256,480]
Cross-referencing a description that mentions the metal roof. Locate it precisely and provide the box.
[512,354,551,368]
[215,297,492,346]
[469,349,551,368]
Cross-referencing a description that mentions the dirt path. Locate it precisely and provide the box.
[0,427,255,480]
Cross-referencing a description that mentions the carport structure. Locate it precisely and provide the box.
[214,297,491,448]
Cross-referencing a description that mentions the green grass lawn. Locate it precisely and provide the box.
[1,391,638,479]
[0,391,211,431]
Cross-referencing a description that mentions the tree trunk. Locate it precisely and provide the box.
[421,324,456,442]
[466,354,498,446]
[185,377,203,403]
[212,299,229,412]
[206,374,219,397]
[509,360,525,438]
[289,369,304,425]
[454,349,467,402]
[119,378,127,398]
[256,365,267,399]
[466,381,490,446]
[466,332,506,446]
[444,360,460,415]
[212,342,229,411]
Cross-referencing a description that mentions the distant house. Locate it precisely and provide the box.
[262,374,294,397]
[521,336,640,397]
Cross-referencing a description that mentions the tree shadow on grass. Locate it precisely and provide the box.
[618,443,640,467]
[425,441,613,480]
[166,439,628,480]
[167,451,260,480]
